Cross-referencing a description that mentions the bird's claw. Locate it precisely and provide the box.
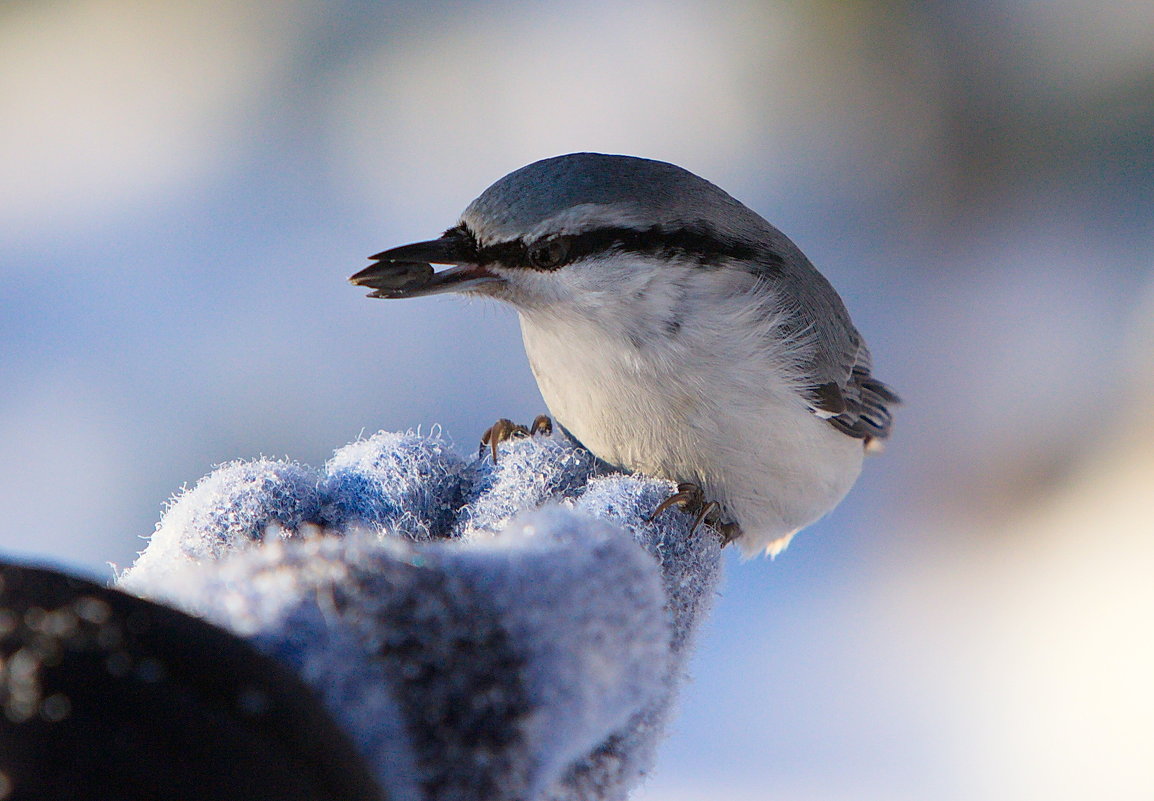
[717,521,743,546]
[648,482,723,535]
[481,419,528,462]
[479,415,553,462]
[649,482,703,520]
[649,482,740,546]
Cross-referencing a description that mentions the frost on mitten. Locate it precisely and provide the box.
[120,429,723,801]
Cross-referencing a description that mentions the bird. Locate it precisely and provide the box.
[350,153,898,557]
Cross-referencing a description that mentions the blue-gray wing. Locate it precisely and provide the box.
[759,246,900,443]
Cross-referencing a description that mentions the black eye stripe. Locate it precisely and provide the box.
[448,224,771,272]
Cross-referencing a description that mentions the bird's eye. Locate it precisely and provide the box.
[527,237,570,270]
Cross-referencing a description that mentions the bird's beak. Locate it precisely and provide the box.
[348,230,502,299]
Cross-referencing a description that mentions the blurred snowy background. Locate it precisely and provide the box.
[2,1,1152,799]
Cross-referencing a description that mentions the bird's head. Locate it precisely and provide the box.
[349,153,788,313]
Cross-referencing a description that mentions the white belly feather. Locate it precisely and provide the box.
[516,277,864,557]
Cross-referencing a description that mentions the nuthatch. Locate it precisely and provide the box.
[351,153,898,556]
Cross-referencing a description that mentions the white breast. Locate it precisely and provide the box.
[513,260,863,556]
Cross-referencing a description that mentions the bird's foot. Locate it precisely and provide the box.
[479,415,553,462]
[717,521,743,546]
[648,482,725,537]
